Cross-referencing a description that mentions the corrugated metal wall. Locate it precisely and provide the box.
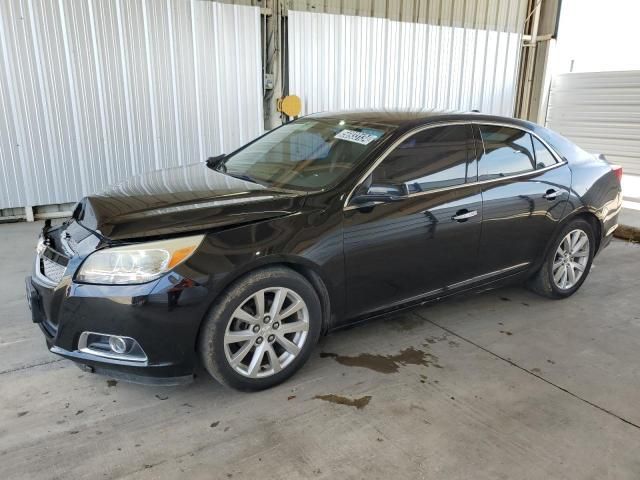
[546,71,640,175]
[286,0,527,32]
[288,1,526,116]
[224,0,527,32]
[0,0,263,210]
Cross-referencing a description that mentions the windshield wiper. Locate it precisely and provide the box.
[205,154,264,186]
[225,172,264,185]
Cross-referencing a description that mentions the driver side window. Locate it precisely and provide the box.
[370,125,473,194]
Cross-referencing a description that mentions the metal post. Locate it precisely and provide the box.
[515,0,562,122]
[517,0,542,120]
[262,0,283,130]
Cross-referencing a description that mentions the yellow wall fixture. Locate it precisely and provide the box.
[277,95,302,118]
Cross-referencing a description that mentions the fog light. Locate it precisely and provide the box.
[78,332,148,363]
[109,336,129,354]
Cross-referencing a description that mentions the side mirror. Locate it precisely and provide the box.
[351,183,407,206]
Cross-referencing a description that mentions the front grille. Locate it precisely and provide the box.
[41,255,67,284]
[65,236,79,253]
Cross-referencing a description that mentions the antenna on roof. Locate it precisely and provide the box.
[471,109,480,113]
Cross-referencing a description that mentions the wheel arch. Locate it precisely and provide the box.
[562,209,603,253]
[194,255,334,355]
[537,209,602,274]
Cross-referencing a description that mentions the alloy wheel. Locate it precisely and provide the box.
[552,229,590,290]
[223,287,310,378]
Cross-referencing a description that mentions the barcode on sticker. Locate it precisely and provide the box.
[334,129,380,145]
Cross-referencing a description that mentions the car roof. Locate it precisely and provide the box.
[308,109,538,132]
[306,109,588,165]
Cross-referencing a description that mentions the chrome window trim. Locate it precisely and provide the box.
[343,120,567,210]
[474,120,565,173]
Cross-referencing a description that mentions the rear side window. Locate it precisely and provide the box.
[478,125,535,180]
[371,125,472,193]
[532,136,558,169]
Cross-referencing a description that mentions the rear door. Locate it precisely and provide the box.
[475,123,571,277]
[343,124,482,318]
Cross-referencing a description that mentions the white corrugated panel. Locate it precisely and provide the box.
[546,71,640,175]
[0,0,263,210]
[288,6,524,117]
[287,0,526,33]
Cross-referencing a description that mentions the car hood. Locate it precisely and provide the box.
[72,163,305,242]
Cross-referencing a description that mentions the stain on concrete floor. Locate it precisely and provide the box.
[385,315,425,331]
[313,394,372,409]
[423,334,449,345]
[320,346,442,374]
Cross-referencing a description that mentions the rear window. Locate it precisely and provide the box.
[532,136,558,169]
[478,126,535,180]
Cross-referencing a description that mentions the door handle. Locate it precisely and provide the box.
[543,189,562,200]
[451,209,478,222]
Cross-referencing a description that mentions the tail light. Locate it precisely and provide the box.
[611,164,623,182]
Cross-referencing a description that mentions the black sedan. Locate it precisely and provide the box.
[26,111,622,391]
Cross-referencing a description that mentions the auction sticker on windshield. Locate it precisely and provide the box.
[334,129,381,145]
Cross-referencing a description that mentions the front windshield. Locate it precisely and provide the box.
[218,118,395,191]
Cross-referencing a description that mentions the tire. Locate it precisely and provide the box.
[528,218,596,299]
[198,266,322,391]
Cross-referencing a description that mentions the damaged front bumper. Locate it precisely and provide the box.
[26,224,215,386]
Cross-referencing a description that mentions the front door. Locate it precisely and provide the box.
[474,124,571,276]
[343,124,482,319]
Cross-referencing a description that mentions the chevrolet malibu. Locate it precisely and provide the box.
[26,111,622,391]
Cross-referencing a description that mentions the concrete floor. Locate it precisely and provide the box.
[1,221,639,480]
[620,206,640,230]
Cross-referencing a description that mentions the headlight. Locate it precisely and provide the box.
[76,235,204,285]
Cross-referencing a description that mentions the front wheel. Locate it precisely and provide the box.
[198,266,322,391]
[528,218,595,299]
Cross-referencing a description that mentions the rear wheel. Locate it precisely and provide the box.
[529,218,595,299]
[198,267,321,391]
